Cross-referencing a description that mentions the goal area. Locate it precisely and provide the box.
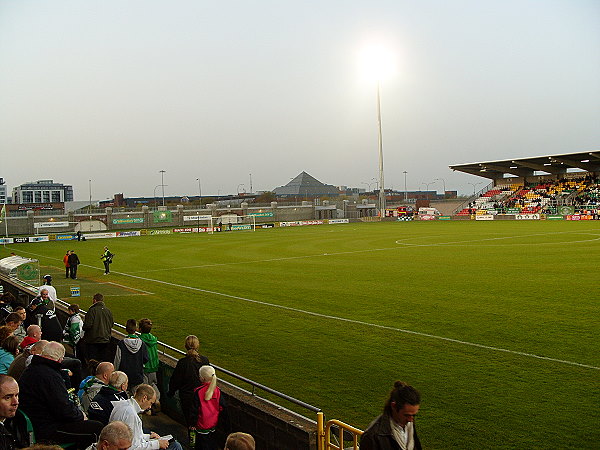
[209,214,256,234]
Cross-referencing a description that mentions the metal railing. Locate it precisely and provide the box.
[318,413,363,450]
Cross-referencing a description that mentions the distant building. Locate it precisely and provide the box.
[12,179,73,204]
[273,172,340,198]
[0,178,7,204]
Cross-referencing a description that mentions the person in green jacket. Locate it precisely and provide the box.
[138,318,160,413]
[63,304,84,359]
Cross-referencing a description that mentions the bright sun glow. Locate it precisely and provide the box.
[357,42,398,82]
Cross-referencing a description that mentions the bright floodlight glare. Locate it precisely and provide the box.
[358,43,397,82]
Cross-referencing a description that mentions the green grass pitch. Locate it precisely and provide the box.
[3,220,599,449]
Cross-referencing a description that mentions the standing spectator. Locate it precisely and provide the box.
[100,247,113,275]
[360,380,422,450]
[19,342,104,447]
[88,371,129,425]
[114,319,148,393]
[109,384,181,450]
[83,293,114,362]
[0,337,20,374]
[86,421,133,450]
[25,296,63,343]
[0,375,30,449]
[38,275,58,305]
[0,295,12,322]
[225,433,255,450]
[80,362,114,413]
[191,365,227,450]
[63,250,71,279]
[139,318,160,411]
[64,304,84,359]
[68,250,81,280]
[168,335,210,429]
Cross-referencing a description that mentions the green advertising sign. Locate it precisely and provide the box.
[558,205,575,215]
[248,212,274,217]
[113,218,144,224]
[153,210,173,223]
[547,215,564,220]
[17,263,39,281]
[507,208,520,214]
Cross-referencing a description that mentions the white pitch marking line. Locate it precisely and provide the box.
[102,281,154,295]
[109,269,599,371]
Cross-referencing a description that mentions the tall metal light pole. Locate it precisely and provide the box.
[159,170,166,206]
[468,181,483,196]
[421,182,435,200]
[249,173,253,194]
[403,171,408,201]
[88,179,92,215]
[376,81,385,214]
[196,178,202,207]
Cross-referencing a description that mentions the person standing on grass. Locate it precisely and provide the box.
[360,381,422,450]
[101,247,113,275]
[83,293,114,362]
[63,250,71,278]
[68,249,81,279]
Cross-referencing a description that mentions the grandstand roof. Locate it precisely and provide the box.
[273,171,340,197]
[450,150,600,179]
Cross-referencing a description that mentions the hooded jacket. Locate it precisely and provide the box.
[114,336,148,387]
[139,333,159,373]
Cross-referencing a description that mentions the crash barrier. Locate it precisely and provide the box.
[0,275,338,450]
[318,413,363,450]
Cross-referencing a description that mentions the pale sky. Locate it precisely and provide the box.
[1,0,599,200]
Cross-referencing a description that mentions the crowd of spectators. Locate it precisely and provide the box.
[0,287,250,450]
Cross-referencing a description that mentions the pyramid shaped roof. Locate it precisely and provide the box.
[273,171,339,197]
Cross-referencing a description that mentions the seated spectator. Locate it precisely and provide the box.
[168,335,210,431]
[19,342,104,447]
[191,365,228,450]
[109,384,181,450]
[19,325,41,350]
[8,340,48,381]
[3,313,22,333]
[114,319,148,394]
[86,421,133,450]
[0,336,20,374]
[63,304,84,359]
[11,308,26,343]
[225,432,255,450]
[0,326,13,345]
[0,374,31,449]
[25,297,62,343]
[138,318,160,412]
[88,371,129,425]
[78,359,101,398]
[80,362,115,413]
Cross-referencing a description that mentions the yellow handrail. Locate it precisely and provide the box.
[317,412,364,450]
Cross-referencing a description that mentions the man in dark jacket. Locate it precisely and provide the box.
[25,297,63,343]
[0,375,29,450]
[19,342,103,447]
[83,293,114,362]
[68,250,80,279]
[87,371,129,425]
[360,381,422,450]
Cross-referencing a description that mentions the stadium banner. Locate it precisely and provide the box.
[34,221,70,228]
[55,234,75,241]
[113,217,144,224]
[183,215,212,221]
[148,229,172,235]
[12,237,28,243]
[116,231,141,237]
[173,227,216,233]
[257,223,275,229]
[232,224,252,230]
[29,236,49,242]
[0,238,13,244]
[475,215,494,221]
[84,232,118,239]
[153,211,172,223]
[546,215,564,220]
[516,214,540,220]
[418,215,437,221]
[567,214,593,221]
[279,220,324,227]
[559,205,575,215]
[328,219,349,224]
[438,216,451,220]
[247,212,274,217]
